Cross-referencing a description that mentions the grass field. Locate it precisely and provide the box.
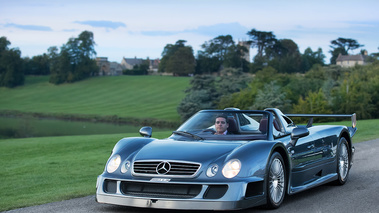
[0,131,172,211]
[0,118,377,211]
[0,75,190,122]
[1,75,378,211]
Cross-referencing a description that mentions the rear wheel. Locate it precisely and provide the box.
[335,137,350,185]
[266,152,286,209]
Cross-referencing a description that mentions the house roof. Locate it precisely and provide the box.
[123,57,144,66]
[336,54,364,62]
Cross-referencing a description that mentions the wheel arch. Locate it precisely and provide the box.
[339,130,353,161]
[271,145,290,194]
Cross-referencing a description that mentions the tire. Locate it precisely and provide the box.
[335,137,350,185]
[266,152,286,209]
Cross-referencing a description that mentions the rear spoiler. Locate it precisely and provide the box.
[285,113,357,137]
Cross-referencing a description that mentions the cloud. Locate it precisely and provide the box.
[141,22,249,39]
[5,23,52,31]
[74,20,126,29]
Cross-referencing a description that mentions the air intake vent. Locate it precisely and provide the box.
[120,181,202,198]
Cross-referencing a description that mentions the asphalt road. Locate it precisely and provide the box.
[4,139,379,213]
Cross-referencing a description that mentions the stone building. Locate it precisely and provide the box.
[96,57,123,76]
[336,52,368,68]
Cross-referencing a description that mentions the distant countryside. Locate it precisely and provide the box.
[1,29,379,138]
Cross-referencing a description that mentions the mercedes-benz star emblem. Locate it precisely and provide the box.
[156,161,171,175]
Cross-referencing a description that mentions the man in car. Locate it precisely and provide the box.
[215,114,230,135]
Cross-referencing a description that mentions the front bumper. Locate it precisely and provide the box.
[96,175,266,210]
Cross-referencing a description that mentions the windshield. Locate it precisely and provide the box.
[172,110,270,141]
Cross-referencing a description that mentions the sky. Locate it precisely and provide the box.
[1,0,379,63]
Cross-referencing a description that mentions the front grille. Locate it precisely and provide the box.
[133,160,201,177]
[120,181,202,198]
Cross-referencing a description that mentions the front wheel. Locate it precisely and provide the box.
[335,137,350,185]
[266,152,286,209]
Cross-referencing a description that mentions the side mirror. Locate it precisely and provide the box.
[139,126,152,138]
[290,127,309,146]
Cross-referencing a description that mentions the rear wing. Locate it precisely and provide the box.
[285,113,357,137]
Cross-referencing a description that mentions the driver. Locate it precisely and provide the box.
[214,114,230,135]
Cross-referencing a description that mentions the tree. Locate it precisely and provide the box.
[0,37,24,87]
[292,89,332,114]
[252,81,289,110]
[266,39,302,73]
[177,75,218,120]
[199,35,235,60]
[196,35,248,74]
[195,54,221,74]
[166,46,195,76]
[217,68,250,95]
[371,47,379,60]
[49,47,70,84]
[300,47,325,72]
[23,54,50,75]
[329,37,363,64]
[223,44,249,72]
[330,37,364,54]
[159,40,186,73]
[49,31,98,84]
[159,40,195,76]
[0,37,11,51]
[219,66,281,109]
[247,29,277,58]
[331,79,374,119]
[330,64,377,119]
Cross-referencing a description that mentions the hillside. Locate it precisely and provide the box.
[0,75,190,122]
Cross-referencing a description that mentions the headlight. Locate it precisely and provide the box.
[106,154,121,173]
[206,164,219,177]
[222,159,241,178]
[121,160,131,173]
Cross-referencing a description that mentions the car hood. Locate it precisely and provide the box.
[133,139,244,163]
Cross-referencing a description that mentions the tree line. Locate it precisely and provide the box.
[2,29,379,88]
[1,29,379,122]
[0,31,97,87]
[177,63,379,121]
[158,29,378,76]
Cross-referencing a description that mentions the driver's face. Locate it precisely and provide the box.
[215,117,229,134]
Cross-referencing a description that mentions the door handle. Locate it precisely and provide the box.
[307,144,315,149]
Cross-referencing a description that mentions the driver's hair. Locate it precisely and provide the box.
[215,114,228,123]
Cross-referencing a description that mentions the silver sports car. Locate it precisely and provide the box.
[96,108,356,210]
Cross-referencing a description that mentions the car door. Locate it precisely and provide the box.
[288,133,318,188]
[311,131,336,174]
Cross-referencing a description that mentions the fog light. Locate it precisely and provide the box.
[206,164,218,177]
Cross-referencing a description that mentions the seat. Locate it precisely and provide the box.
[227,116,239,134]
[259,118,268,134]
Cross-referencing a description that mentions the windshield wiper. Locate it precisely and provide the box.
[172,131,204,140]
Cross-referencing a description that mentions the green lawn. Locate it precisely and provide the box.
[1,119,377,211]
[0,75,189,121]
[317,119,378,143]
[0,131,172,211]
